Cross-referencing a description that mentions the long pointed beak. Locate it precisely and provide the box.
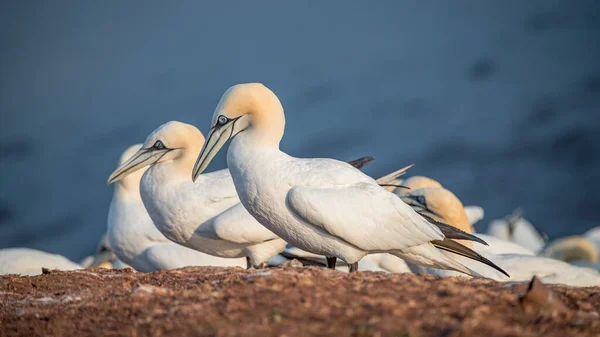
[107,147,169,184]
[192,124,233,182]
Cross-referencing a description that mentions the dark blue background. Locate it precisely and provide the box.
[1,1,599,260]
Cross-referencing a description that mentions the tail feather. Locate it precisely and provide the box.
[393,244,482,277]
[419,212,489,246]
[375,164,414,185]
[347,156,375,170]
[432,239,510,277]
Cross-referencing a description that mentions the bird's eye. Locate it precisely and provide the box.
[218,115,228,126]
[153,140,165,149]
[416,195,426,205]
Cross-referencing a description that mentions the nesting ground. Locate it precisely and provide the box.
[1,266,599,337]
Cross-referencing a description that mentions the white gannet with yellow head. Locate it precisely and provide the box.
[393,186,599,285]
[106,143,247,271]
[108,122,288,268]
[399,176,484,228]
[192,83,507,276]
[394,176,535,256]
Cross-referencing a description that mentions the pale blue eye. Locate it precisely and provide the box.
[153,140,165,149]
[218,115,228,125]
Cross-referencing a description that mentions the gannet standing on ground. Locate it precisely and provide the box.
[106,144,247,271]
[192,83,506,276]
[108,122,287,268]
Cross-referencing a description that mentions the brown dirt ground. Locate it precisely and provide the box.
[1,266,599,337]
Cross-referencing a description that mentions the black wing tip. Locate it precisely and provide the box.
[433,239,510,278]
[478,254,510,278]
[419,212,489,246]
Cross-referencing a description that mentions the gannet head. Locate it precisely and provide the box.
[400,176,443,190]
[398,187,472,234]
[87,233,117,269]
[107,121,205,184]
[112,143,145,192]
[192,83,285,181]
[540,236,599,263]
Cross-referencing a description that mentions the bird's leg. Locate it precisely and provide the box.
[326,256,337,270]
[256,263,268,269]
[246,256,253,269]
[348,262,359,273]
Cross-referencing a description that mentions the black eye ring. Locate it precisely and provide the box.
[217,115,229,126]
[416,195,426,205]
[153,140,165,149]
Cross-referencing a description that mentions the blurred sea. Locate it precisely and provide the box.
[1,1,599,260]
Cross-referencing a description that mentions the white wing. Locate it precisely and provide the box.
[213,203,281,244]
[286,182,444,251]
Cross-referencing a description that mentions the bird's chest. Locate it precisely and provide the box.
[228,146,287,224]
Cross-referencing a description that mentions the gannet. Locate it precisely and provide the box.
[107,144,247,271]
[393,187,599,286]
[539,228,600,271]
[86,232,130,269]
[0,248,83,276]
[398,176,484,228]
[487,210,548,253]
[397,186,536,257]
[463,205,485,227]
[192,83,506,276]
[397,188,472,244]
[0,233,120,276]
[541,236,598,264]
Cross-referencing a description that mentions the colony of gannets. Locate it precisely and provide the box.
[107,121,288,268]
[392,177,599,286]
[4,82,598,289]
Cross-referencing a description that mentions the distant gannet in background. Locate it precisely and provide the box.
[398,176,484,228]
[541,236,598,264]
[0,233,120,276]
[0,248,83,276]
[85,232,130,269]
[398,187,473,247]
[191,83,505,277]
[394,187,599,286]
[586,226,600,247]
[540,227,600,271]
[106,144,247,271]
[487,209,548,253]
